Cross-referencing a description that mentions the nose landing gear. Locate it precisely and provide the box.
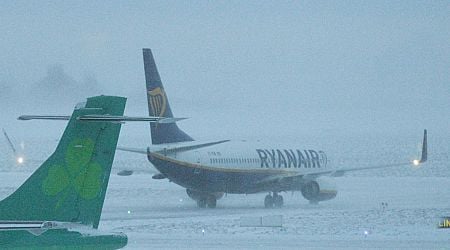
[187,189,223,208]
[195,195,217,208]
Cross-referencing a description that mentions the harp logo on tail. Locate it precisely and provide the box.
[148,87,167,117]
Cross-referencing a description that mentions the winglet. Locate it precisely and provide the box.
[419,129,427,163]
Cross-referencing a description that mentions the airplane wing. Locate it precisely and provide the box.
[309,129,428,178]
[257,130,428,185]
[78,115,186,123]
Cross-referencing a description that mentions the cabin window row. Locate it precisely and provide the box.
[210,158,260,165]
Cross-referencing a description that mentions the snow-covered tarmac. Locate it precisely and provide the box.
[104,174,449,249]
[1,172,448,249]
[1,133,449,249]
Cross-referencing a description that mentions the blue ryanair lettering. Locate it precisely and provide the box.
[277,149,287,168]
[265,149,276,168]
[256,149,269,168]
[284,150,297,168]
[318,150,327,166]
[309,150,319,168]
[256,149,327,169]
[297,150,308,168]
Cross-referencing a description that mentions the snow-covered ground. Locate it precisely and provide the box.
[1,172,448,249]
[101,175,450,249]
[1,133,449,249]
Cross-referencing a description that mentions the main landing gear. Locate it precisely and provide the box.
[264,192,284,208]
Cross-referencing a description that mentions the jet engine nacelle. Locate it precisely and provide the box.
[301,177,337,203]
[186,189,224,201]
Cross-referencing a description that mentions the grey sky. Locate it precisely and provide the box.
[0,1,448,140]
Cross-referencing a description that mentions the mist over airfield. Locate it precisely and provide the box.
[1,4,450,248]
[0,1,449,143]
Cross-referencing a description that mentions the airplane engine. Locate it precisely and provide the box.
[186,189,224,200]
[300,177,337,203]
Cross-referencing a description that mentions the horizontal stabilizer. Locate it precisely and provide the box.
[117,170,134,176]
[0,221,63,231]
[0,221,46,230]
[18,115,70,120]
[154,140,230,154]
[77,115,186,123]
[18,115,185,123]
[117,147,147,154]
[118,140,230,155]
[152,173,166,179]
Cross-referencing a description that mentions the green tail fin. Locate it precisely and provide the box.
[0,95,126,229]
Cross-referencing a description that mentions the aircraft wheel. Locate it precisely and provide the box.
[274,194,284,208]
[206,196,217,208]
[197,199,207,208]
[264,194,273,208]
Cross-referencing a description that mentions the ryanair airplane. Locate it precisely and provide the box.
[121,49,428,209]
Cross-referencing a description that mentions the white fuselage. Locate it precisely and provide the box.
[149,140,330,175]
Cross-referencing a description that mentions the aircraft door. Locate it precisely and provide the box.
[193,151,201,175]
[195,151,201,164]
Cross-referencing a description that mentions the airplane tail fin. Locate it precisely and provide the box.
[0,96,126,229]
[143,48,194,144]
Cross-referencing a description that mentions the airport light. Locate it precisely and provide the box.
[16,156,24,164]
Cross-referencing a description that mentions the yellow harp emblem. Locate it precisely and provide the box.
[148,87,167,117]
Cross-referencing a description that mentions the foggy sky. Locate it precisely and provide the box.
[0,1,449,141]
